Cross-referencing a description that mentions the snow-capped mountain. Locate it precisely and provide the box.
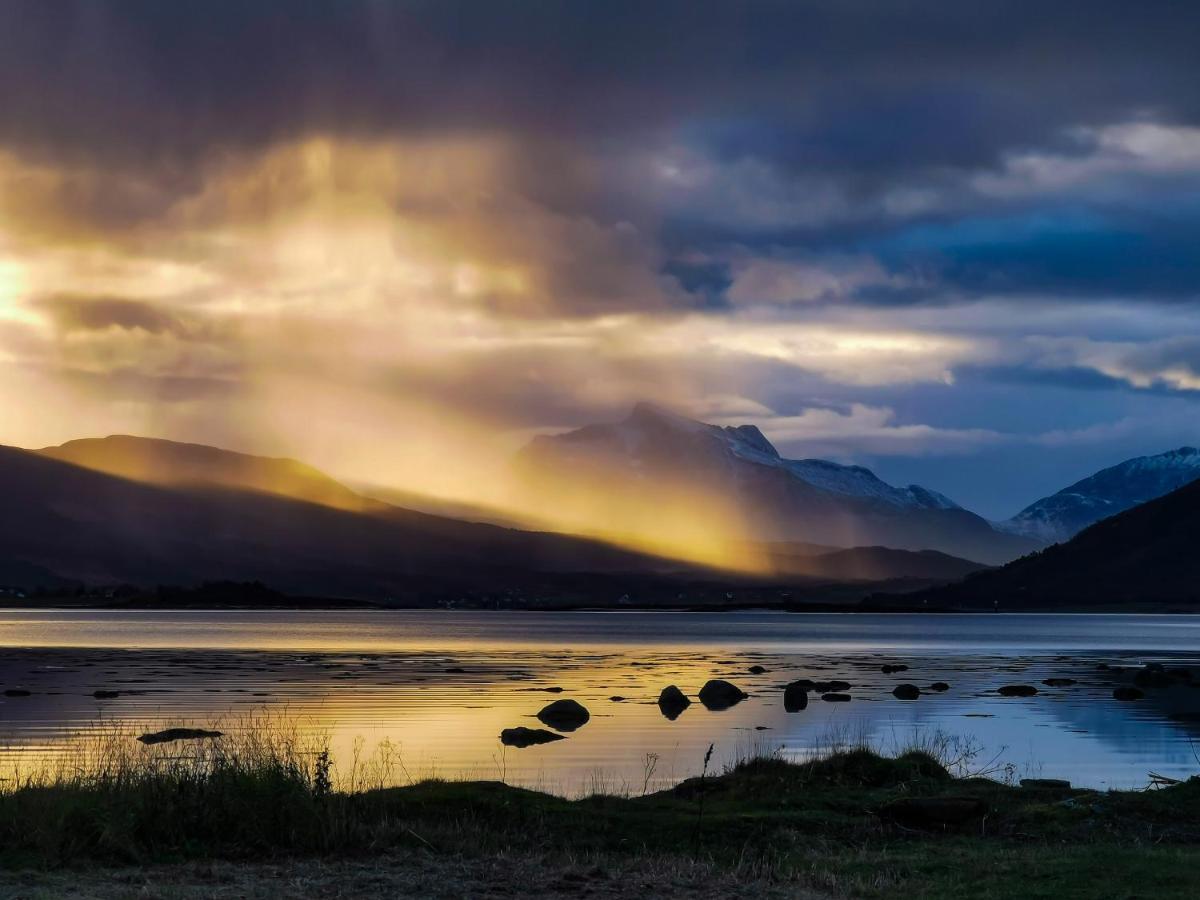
[997,446,1200,543]
[517,403,1038,564]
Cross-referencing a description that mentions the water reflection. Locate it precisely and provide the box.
[0,611,1197,793]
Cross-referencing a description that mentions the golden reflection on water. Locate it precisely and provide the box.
[2,611,1200,794]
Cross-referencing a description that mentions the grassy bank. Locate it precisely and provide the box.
[3,730,1199,898]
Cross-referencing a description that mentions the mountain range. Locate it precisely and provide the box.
[925,474,1200,608]
[517,403,1038,565]
[1,407,1197,608]
[0,434,985,600]
[994,446,1200,543]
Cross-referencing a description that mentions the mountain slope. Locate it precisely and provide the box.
[38,436,372,513]
[517,403,1037,565]
[996,447,1200,543]
[763,543,987,582]
[0,444,678,597]
[926,478,1200,608]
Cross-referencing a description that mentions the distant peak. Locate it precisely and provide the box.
[727,424,779,458]
[626,401,698,428]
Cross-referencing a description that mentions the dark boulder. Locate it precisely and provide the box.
[892,684,921,701]
[821,693,852,702]
[812,680,851,693]
[537,698,590,732]
[1113,687,1144,701]
[658,685,691,720]
[92,690,120,699]
[137,728,223,745]
[1042,678,1076,687]
[748,665,767,675]
[783,682,809,713]
[928,682,950,692]
[608,695,626,702]
[997,685,1038,697]
[881,664,909,674]
[500,727,565,748]
[698,679,748,711]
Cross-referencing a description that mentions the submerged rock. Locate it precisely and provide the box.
[3,689,31,697]
[783,681,809,713]
[698,679,749,710]
[928,682,951,692]
[137,728,223,745]
[1042,678,1077,687]
[997,684,1039,697]
[500,727,565,748]
[92,690,120,699]
[1113,687,1145,701]
[658,685,691,720]
[748,665,767,675]
[608,695,627,702]
[881,664,909,674]
[821,693,852,702]
[892,684,921,701]
[537,698,591,732]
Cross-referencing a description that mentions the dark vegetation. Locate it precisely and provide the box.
[3,736,1198,899]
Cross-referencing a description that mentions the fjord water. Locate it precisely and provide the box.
[0,610,1197,793]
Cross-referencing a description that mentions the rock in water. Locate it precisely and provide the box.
[997,684,1038,697]
[1042,678,1076,687]
[783,681,809,712]
[137,728,223,745]
[821,693,852,702]
[1113,687,1144,701]
[698,679,749,710]
[892,684,921,700]
[882,664,909,674]
[658,685,691,720]
[500,727,565,748]
[92,690,120,699]
[748,665,767,674]
[928,682,951,692]
[536,698,591,732]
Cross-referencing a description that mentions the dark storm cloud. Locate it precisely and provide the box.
[4,0,1200,313]
[3,1,1200,166]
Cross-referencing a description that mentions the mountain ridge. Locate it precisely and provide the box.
[996,446,1200,543]
[518,403,1038,565]
[923,475,1200,608]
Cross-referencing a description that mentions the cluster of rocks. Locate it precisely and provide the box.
[497,657,1194,749]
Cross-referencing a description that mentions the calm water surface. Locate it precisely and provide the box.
[0,610,1197,793]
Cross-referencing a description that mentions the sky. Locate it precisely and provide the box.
[1,1,1200,519]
